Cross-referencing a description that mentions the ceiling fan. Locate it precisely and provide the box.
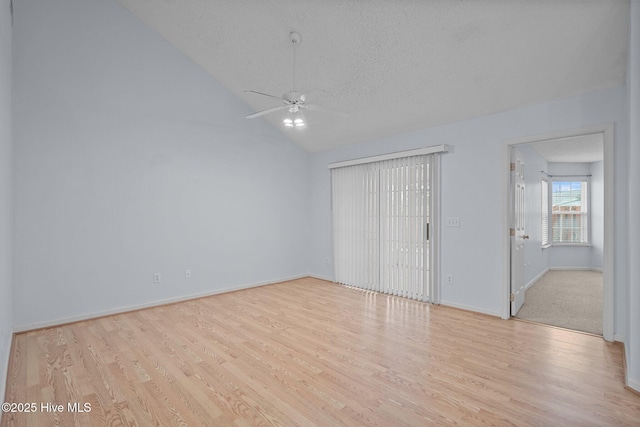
[245,31,343,128]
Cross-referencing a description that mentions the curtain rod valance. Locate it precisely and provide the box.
[328,145,448,169]
[541,171,591,178]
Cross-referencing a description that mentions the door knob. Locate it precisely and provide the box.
[520,234,530,239]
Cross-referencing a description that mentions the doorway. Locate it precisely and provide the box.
[501,125,614,341]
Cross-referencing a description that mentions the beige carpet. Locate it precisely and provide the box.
[515,270,603,335]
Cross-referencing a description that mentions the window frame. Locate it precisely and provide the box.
[547,176,591,246]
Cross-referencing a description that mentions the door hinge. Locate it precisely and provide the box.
[510,293,515,302]
[510,162,516,171]
[510,228,515,236]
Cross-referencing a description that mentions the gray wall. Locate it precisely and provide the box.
[626,0,640,392]
[12,0,311,329]
[309,86,627,323]
[0,0,13,405]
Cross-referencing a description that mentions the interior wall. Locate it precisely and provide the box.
[0,0,13,406]
[12,0,311,330]
[626,0,640,392]
[517,144,548,287]
[590,160,604,270]
[309,85,627,319]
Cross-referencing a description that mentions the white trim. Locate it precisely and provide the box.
[0,332,12,419]
[602,124,614,342]
[440,300,501,317]
[501,136,511,319]
[328,145,448,169]
[501,124,614,342]
[614,334,625,343]
[13,275,308,333]
[525,268,550,290]
[308,274,335,282]
[629,378,640,394]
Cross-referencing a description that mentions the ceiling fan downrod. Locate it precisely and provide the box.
[290,31,301,93]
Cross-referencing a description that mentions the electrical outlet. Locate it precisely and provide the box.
[186,269,192,278]
[446,274,454,284]
[153,273,161,283]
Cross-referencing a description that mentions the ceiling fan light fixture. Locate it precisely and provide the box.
[246,31,339,126]
[284,115,305,128]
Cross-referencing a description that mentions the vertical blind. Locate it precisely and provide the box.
[331,155,431,301]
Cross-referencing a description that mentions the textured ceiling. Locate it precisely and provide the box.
[530,133,603,163]
[117,0,629,153]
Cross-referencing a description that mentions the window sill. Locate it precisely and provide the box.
[550,243,592,247]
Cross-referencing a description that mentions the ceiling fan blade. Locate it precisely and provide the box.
[246,105,288,119]
[244,90,283,101]
[305,103,348,118]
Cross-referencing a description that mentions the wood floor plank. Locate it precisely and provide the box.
[2,277,639,426]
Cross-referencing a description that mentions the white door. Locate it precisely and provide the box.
[511,149,528,315]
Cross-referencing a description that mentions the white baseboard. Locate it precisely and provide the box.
[308,274,335,282]
[614,334,625,343]
[628,377,640,394]
[439,300,501,317]
[549,267,601,271]
[525,266,601,290]
[525,268,549,290]
[13,275,308,333]
[0,332,12,414]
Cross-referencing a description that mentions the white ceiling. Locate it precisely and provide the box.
[117,0,629,153]
[529,133,604,163]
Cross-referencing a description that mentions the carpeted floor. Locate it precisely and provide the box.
[515,270,603,335]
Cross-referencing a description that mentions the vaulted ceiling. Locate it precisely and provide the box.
[117,0,629,153]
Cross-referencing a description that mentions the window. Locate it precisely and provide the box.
[551,179,589,244]
[541,177,549,247]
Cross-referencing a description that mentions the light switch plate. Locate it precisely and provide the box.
[446,217,460,227]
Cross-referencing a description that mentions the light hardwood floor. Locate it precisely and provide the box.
[2,277,639,426]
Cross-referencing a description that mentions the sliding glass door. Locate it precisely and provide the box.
[331,153,438,302]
